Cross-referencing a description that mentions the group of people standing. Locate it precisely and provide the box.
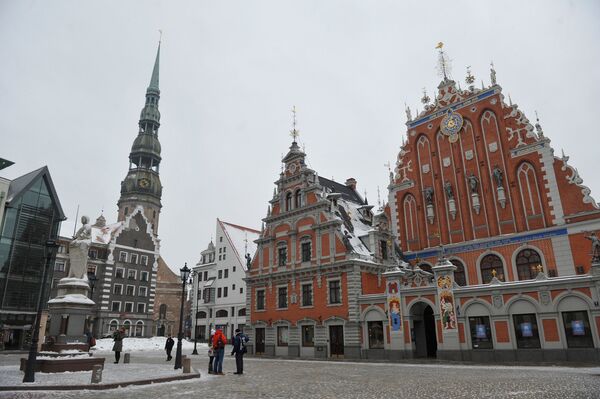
[207,328,248,375]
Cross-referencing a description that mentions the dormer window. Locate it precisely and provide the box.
[285,192,292,211]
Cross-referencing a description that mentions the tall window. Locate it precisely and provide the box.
[301,283,313,307]
[119,252,128,262]
[277,326,289,346]
[513,313,540,348]
[329,280,341,304]
[278,286,288,309]
[468,316,493,349]
[140,271,149,282]
[562,311,594,348]
[216,309,228,318]
[135,321,144,337]
[113,284,123,295]
[368,321,384,349]
[302,325,314,347]
[480,254,504,283]
[380,241,388,260]
[515,248,541,280]
[278,246,287,266]
[223,287,228,297]
[159,304,167,319]
[130,253,138,264]
[124,302,134,312]
[285,192,292,211]
[295,190,302,208]
[256,289,265,310]
[451,259,467,286]
[301,241,311,262]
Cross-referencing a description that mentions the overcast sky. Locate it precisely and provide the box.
[2,0,599,273]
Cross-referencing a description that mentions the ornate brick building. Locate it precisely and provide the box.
[383,47,600,362]
[245,119,396,359]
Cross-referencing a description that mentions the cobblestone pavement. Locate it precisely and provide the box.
[1,350,599,399]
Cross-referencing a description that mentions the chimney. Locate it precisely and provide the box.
[345,178,357,190]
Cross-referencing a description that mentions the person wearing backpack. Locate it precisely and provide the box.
[230,328,249,375]
[211,328,227,375]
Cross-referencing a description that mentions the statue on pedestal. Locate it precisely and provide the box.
[585,232,600,262]
[69,216,92,279]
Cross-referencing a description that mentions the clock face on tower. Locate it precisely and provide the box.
[138,178,150,188]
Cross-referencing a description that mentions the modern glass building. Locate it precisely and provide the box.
[0,166,65,350]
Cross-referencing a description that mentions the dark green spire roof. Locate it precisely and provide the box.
[148,42,160,92]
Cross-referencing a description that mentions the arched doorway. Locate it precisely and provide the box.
[410,302,437,358]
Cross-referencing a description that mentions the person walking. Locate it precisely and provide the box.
[208,328,216,374]
[211,328,227,375]
[230,329,249,375]
[165,334,175,361]
[112,327,125,364]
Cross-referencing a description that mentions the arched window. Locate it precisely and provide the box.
[135,321,144,337]
[295,190,302,208]
[515,248,541,280]
[451,259,467,286]
[480,254,504,283]
[123,320,132,336]
[517,163,545,230]
[238,308,246,317]
[216,309,228,318]
[418,263,432,274]
[159,304,167,319]
[197,311,207,319]
[285,192,292,211]
[109,320,118,333]
[403,195,419,251]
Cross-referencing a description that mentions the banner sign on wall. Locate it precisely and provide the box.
[437,275,457,330]
[387,280,402,332]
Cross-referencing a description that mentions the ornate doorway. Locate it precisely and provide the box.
[329,325,344,357]
[255,327,265,354]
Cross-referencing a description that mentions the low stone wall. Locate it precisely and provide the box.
[20,356,105,373]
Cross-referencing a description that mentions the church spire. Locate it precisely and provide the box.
[148,41,160,93]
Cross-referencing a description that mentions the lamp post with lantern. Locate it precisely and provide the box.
[174,263,190,370]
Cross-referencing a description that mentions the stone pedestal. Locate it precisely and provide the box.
[47,277,94,345]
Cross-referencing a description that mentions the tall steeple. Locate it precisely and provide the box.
[117,42,164,235]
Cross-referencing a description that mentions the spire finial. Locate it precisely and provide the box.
[421,88,430,104]
[535,110,544,137]
[290,105,299,143]
[465,66,475,91]
[148,38,161,91]
[490,61,497,85]
[435,42,452,81]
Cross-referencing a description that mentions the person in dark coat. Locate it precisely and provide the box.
[112,327,125,364]
[230,328,249,375]
[165,335,175,361]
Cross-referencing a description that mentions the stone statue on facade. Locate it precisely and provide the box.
[585,232,600,262]
[444,181,454,200]
[68,216,92,279]
[468,174,478,194]
[424,187,434,205]
[492,167,504,188]
[245,253,252,269]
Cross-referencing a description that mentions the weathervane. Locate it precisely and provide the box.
[421,88,430,104]
[290,105,299,142]
[436,42,452,80]
[465,66,475,90]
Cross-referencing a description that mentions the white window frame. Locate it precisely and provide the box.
[255,288,266,311]
[126,285,136,296]
[140,255,148,265]
[138,286,148,297]
[326,278,342,306]
[113,284,123,295]
[127,269,137,280]
[140,271,149,282]
[130,253,138,264]
[137,303,146,313]
[277,285,288,310]
[115,267,125,279]
[111,301,121,312]
[54,261,65,272]
[119,251,128,262]
[300,282,314,308]
[124,301,134,313]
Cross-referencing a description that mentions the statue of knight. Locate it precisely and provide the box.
[69,216,92,280]
[585,232,600,263]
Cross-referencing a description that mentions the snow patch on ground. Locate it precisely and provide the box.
[92,337,206,353]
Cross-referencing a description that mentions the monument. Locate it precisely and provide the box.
[46,216,95,350]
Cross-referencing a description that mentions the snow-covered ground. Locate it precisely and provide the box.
[92,336,206,353]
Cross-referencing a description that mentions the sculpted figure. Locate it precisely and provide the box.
[245,253,252,269]
[468,174,478,194]
[585,232,600,262]
[69,216,92,279]
[493,167,504,188]
[444,181,454,200]
[423,187,434,204]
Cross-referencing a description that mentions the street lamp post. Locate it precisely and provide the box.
[23,239,59,383]
[192,271,200,355]
[87,273,98,337]
[174,263,190,370]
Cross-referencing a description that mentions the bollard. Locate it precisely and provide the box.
[91,365,103,384]
[182,357,191,374]
[124,353,131,364]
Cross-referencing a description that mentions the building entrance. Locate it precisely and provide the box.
[255,328,265,354]
[411,303,437,358]
[329,325,344,357]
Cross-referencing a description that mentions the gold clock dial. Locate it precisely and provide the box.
[138,178,150,188]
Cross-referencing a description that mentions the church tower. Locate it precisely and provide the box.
[117,43,163,235]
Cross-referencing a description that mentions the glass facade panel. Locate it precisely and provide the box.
[468,316,493,349]
[513,313,541,348]
[368,321,384,349]
[301,325,314,347]
[562,311,594,348]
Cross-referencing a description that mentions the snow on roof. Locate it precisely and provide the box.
[91,222,123,244]
[335,199,375,259]
[47,294,95,306]
[219,220,260,270]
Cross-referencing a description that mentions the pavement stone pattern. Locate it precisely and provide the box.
[1,349,599,399]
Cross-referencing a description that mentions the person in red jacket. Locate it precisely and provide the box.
[212,328,227,375]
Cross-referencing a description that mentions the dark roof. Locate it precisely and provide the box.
[0,158,14,171]
[6,166,66,220]
[318,176,365,204]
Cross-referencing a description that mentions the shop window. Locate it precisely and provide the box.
[562,311,594,348]
[513,313,541,348]
[368,321,384,349]
[515,248,541,280]
[302,325,314,347]
[277,326,289,346]
[278,286,288,309]
[451,259,467,286]
[480,254,505,283]
[468,316,493,349]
